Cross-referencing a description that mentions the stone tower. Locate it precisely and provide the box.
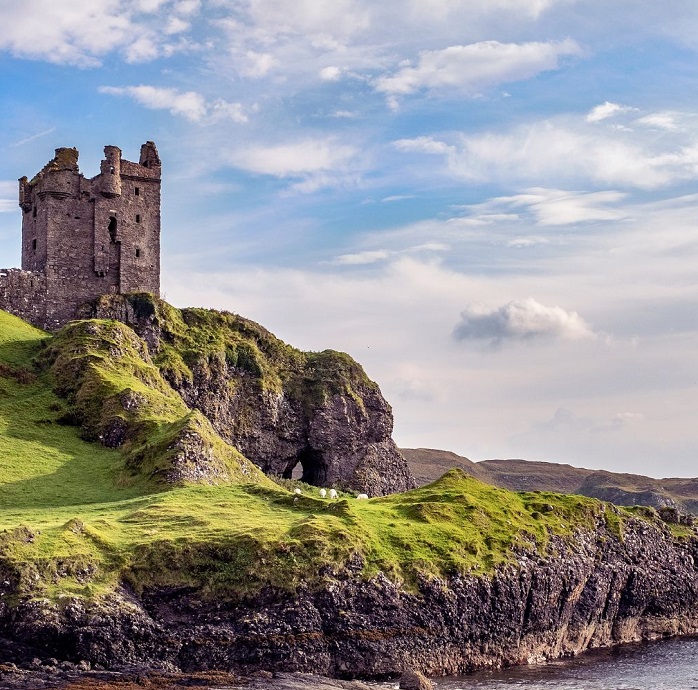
[1,142,161,330]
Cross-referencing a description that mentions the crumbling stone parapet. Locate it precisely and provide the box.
[0,142,161,331]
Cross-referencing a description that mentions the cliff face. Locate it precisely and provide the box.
[82,294,414,496]
[1,513,697,677]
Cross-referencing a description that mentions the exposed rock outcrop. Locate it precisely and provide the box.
[82,294,414,496]
[1,513,697,678]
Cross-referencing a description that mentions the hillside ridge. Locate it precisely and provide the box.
[401,448,698,514]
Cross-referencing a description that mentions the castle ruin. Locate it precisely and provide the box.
[0,142,161,330]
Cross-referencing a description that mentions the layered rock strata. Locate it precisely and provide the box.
[0,514,696,678]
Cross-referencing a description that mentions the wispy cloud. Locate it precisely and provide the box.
[466,188,631,226]
[586,101,633,123]
[393,136,455,155]
[331,250,392,266]
[235,139,354,176]
[375,40,581,105]
[0,181,17,213]
[394,108,698,189]
[99,85,248,123]
[11,127,56,148]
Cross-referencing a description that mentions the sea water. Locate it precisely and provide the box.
[67,639,697,689]
[427,637,698,690]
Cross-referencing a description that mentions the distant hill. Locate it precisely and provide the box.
[401,448,698,513]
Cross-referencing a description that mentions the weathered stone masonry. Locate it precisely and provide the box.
[0,142,161,330]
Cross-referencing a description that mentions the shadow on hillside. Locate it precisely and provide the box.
[0,333,49,369]
[0,378,158,511]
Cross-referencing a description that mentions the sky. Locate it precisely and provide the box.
[1,1,698,477]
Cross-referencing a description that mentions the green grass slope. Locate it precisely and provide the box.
[0,309,671,606]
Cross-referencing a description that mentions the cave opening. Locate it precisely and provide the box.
[282,447,328,486]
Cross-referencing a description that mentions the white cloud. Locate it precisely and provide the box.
[164,17,190,35]
[440,116,698,189]
[319,66,342,81]
[393,136,455,155]
[586,101,632,123]
[230,138,356,177]
[209,100,249,123]
[240,51,278,78]
[482,188,630,226]
[453,298,595,345]
[0,0,200,66]
[0,0,129,66]
[99,85,248,123]
[330,243,447,266]
[123,34,160,62]
[332,250,392,265]
[635,112,680,130]
[507,235,549,248]
[375,40,581,99]
[175,0,200,15]
[0,182,16,213]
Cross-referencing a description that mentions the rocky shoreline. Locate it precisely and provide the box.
[0,668,380,690]
[1,512,697,681]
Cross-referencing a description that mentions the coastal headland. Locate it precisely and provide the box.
[1,297,697,681]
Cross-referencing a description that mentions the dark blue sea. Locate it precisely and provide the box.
[424,637,698,690]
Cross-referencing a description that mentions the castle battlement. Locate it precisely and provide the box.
[0,142,161,330]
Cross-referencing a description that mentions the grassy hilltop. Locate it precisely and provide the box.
[0,308,678,605]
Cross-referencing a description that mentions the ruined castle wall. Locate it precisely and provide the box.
[113,170,160,295]
[4,143,161,331]
[42,190,121,332]
[0,269,47,329]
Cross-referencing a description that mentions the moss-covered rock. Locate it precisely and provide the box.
[83,294,415,496]
[39,318,269,488]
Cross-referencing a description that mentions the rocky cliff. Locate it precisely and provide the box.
[2,305,698,682]
[0,500,696,678]
[75,294,414,496]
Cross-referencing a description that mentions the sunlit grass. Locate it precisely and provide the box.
[0,308,650,605]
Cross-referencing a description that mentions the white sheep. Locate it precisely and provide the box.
[319,488,327,498]
[356,493,369,500]
[294,488,302,495]
[329,489,338,499]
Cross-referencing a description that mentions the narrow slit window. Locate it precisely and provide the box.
[135,187,140,196]
[135,248,141,258]
[32,238,36,252]
[108,216,117,243]
[136,214,141,223]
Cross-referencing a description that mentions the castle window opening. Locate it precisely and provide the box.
[109,166,115,174]
[135,187,140,196]
[32,238,36,252]
[108,216,117,243]
[135,248,141,258]
[32,207,37,218]
[136,214,141,223]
